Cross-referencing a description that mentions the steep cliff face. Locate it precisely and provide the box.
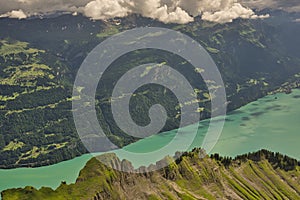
[2,149,300,200]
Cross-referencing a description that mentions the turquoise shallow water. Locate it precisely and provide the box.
[121,89,300,166]
[210,90,300,159]
[0,89,300,193]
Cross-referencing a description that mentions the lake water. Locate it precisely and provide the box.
[0,89,300,194]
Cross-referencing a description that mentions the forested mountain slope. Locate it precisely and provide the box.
[0,12,300,168]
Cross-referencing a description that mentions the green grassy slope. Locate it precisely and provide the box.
[2,149,299,200]
[0,39,87,168]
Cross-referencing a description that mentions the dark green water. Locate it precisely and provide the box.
[0,90,299,193]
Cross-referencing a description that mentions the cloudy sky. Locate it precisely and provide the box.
[0,0,298,24]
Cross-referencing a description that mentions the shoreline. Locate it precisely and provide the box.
[0,87,300,194]
[268,80,300,95]
[1,85,300,170]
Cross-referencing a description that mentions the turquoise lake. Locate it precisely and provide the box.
[0,89,300,194]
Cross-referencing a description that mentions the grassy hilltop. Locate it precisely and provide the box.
[2,149,300,200]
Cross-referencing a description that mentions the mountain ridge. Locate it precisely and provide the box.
[2,149,299,200]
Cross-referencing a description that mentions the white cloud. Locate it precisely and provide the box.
[0,0,273,24]
[0,9,27,19]
[82,0,268,24]
[201,2,269,23]
[294,18,300,22]
[84,0,129,20]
